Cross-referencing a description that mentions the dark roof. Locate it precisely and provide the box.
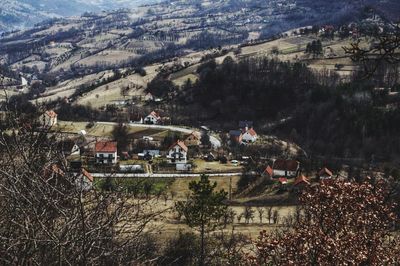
[229,130,242,137]
[273,159,300,172]
[239,120,253,128]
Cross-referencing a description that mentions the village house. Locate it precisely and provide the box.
[167,140,188,164]
[75,168,94,191]
[272,159,300,178]
[144,111,161,124]
[41,110,58,127]
[262,165,274,179]
[229,130,243,144]
[95,141,118,165]
[241,127,257,143]
[319,167,333,180]
[293,174,310,191]
[184,132,201,147]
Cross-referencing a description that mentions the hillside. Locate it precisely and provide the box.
[0,0,156,31]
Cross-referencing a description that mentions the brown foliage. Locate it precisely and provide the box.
[248,180,400,265]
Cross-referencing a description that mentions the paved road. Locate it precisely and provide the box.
[98,121,222,148]
[91,172,242,178]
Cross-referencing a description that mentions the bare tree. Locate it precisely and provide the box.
[243,206,254,224]
[0,111,162,264]
[266,206,273,224]
[256,207,265,224]
[272,209,279,224]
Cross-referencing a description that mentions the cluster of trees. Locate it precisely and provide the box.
[305,39,323,55]
[182,56,320,121]
[163,54,400,160]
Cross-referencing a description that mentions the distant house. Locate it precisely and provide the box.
[272,159,300,178]
[293,174,310,188]
[262,165,274,179]
[95,141,117,164]
[184,132,201,147]
[144,111,161,124]
[41,110,58,127]
[205,152,217,162]
[229,130,243,144]
[139,150,160,160]
[241,128,257,143]
[167,140,188,164]
[71,143,81,156]
[319,167,333,180]
[144,92,154,102]
[75,168,93,191]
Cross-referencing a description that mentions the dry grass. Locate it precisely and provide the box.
[193,159,242,173]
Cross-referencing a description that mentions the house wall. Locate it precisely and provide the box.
[168,146,187,163]
[273,169,298,177]
[75,176,92,191]
[184,136,200,147]
[144,115,158,124]
[96,152,117,164]
[242,133,256,143]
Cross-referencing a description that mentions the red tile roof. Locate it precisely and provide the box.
[244,128,257,136]
[149,111,161,120]
[95,141,117,153]
[273,159,300,172]
[45,110,57,118]
[278,177,288,184]
[319,167,333,177]
[169,140,188,152]
[263,166,273,176]
[294,175,310,186]
[81,168,93,182]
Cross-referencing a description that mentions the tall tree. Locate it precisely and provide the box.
[112,123,129,152]
[176,174,228,266]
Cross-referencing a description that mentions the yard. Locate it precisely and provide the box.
[192,159,243,173]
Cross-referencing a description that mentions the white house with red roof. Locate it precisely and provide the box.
[272,159,300,178]
[41,110,58,127]
[242,127,258,143]
[167,140,188,164]
[75,168,94,191]
[95,141,118,164]
[144,111,161,124]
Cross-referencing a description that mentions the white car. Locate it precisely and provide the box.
[230,160,239,165]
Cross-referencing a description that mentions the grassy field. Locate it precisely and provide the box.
[193,159,242,173]
[56,121,168,139]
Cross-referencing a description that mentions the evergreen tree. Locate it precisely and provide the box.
[176,174,228,266]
